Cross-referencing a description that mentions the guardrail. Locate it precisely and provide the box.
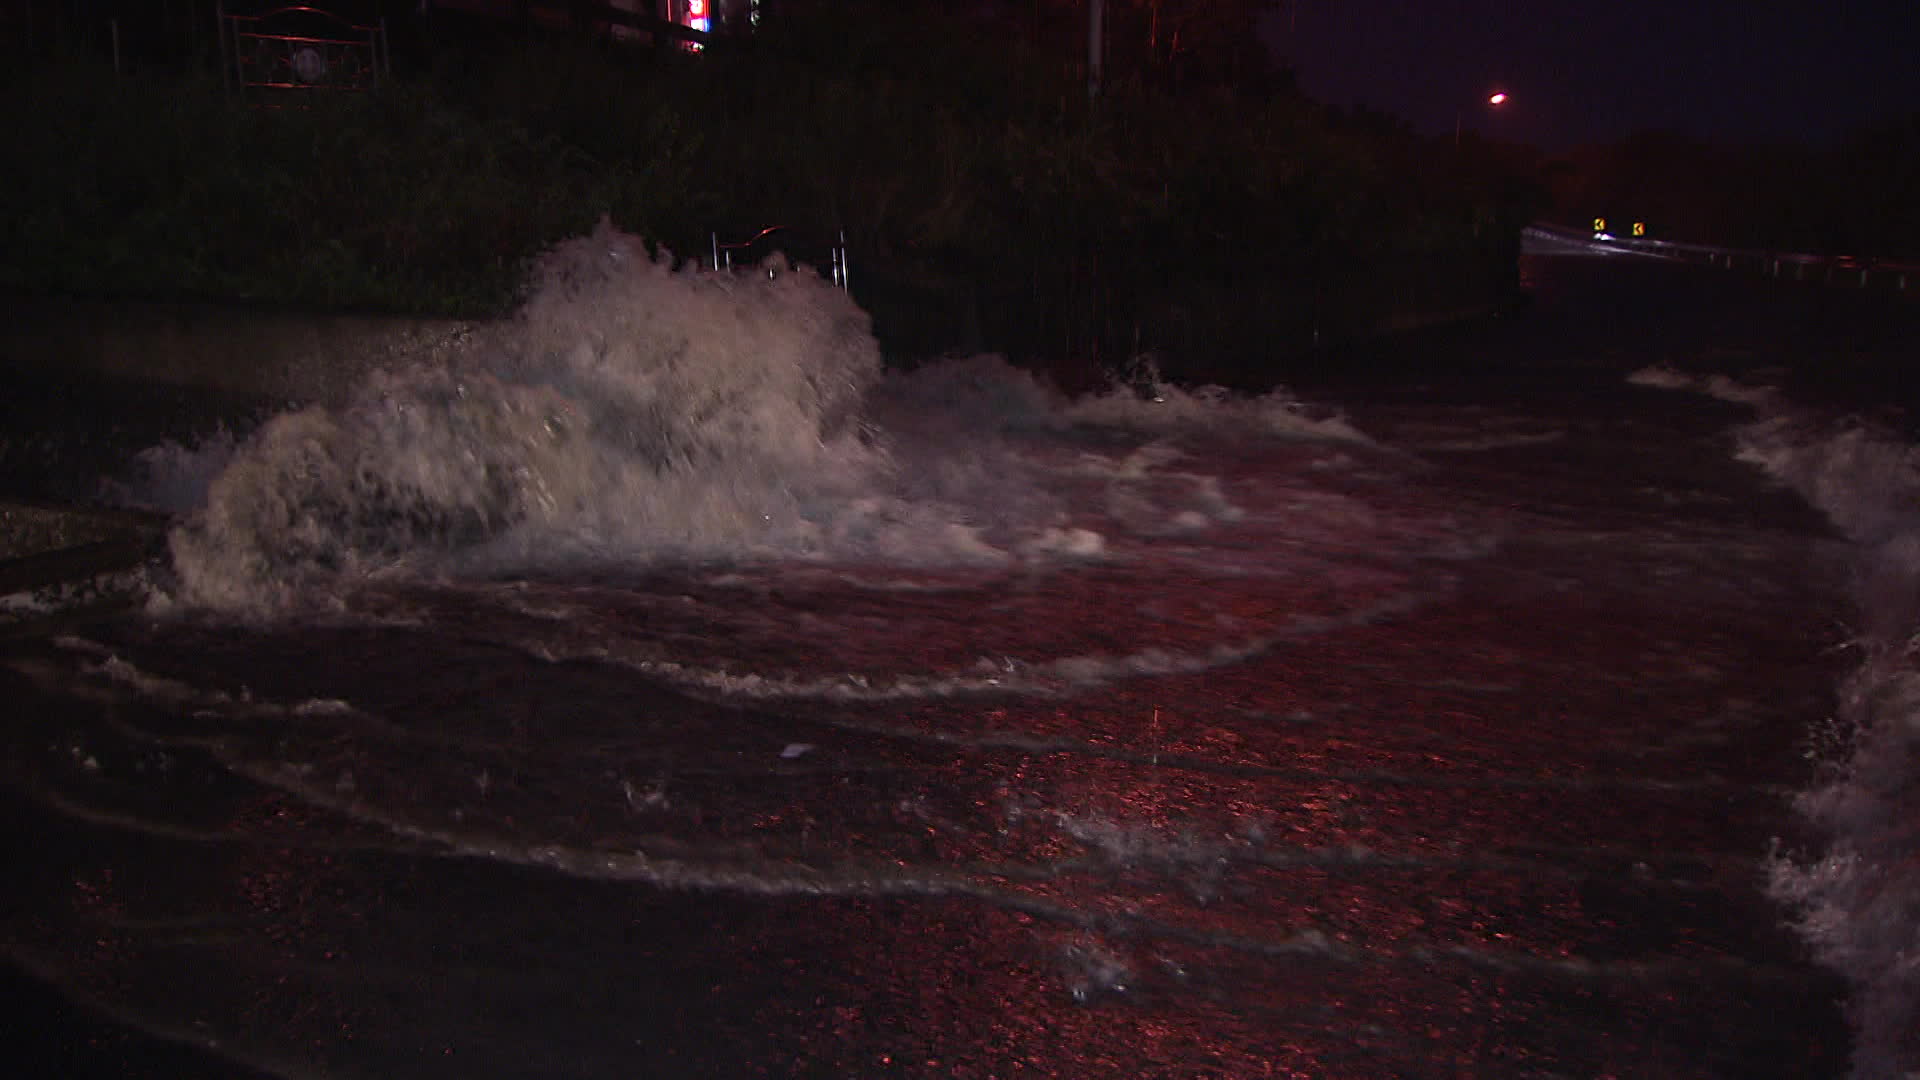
[1530,222,1916,295]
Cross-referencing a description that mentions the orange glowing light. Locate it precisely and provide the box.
[1488,92,1508,105]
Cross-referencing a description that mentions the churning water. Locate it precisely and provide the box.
[2,227,1906,1077]
[1632,367,1920,1078]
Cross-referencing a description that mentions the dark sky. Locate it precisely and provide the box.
[1259,1,1920,149]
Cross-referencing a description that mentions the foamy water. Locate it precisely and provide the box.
[142,223,1383,622]
[66,226,1482,889]
[1635,365,1920,1078]
[7,229,1873,1077]
[109,223,1454,719]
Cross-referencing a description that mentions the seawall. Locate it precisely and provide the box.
[0,294,479,408]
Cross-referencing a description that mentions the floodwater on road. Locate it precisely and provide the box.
[6,240,1917,1078]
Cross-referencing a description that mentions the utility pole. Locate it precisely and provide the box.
[1088,0,1103,100]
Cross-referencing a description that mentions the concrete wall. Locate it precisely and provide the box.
[0,295,481,408]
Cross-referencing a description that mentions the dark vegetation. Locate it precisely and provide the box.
[3,0,1547,387]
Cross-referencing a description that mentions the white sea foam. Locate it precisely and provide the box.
[1062,359,1371,443]
[1634,364,1920,1077]
[101,427,240,514]
[1735,415,1920,545]
[163,222,891,611]
[1627,365,1778,408]
[1625,366,1695,391]
[145,224,1384,617]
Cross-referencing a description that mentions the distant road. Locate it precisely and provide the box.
[1522,224,1669,259]
[1524,223,1919,296]
[1308,225,1920,425]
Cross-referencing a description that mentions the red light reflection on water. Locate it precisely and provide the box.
[13,395,1851,1078]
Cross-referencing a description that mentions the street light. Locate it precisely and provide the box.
[1457,91,1509,146]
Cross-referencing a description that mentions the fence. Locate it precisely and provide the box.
[216,4,389,100]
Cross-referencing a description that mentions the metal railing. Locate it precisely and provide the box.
[217,4,389,101]
[709,227,850,291]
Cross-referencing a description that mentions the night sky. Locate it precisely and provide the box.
[1260,0,1920,149]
